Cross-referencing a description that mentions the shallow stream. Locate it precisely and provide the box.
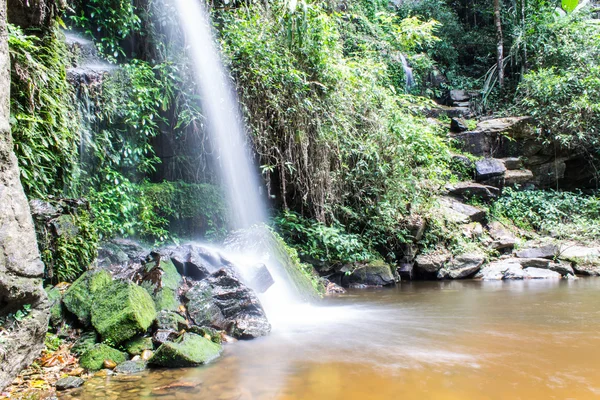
[62,278,600,399]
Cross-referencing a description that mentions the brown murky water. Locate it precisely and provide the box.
[62,278,600,399]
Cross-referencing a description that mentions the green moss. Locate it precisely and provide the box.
[155,311,187,331]
[62,270,112,325]
[45,286,63,327]
[123,336,154,356]
[91,280,156,344]
[72,331,99,356]
[140,259,181,311]
[79,344,128,371]
[148,333,221,368]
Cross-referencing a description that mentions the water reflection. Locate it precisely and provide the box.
[64,278,600,399]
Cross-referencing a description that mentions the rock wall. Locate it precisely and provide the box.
[0,0,48,390]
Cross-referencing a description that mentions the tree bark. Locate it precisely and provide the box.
[494,0,505,87]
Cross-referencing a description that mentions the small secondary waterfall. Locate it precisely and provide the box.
[399,53,415,91]
[172,0,266,231]
[172,0,307,323]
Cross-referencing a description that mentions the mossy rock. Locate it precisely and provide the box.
[139,258,182,311]
[72,331,98,356]
[79,344,128,371]
[344,260,395,286]
[62,270,112,325]
[148,333,221,368]
[91,280,156,344]
[155,310,187,331]
[188,326,222,344]
[45,286,63,327]
[123,336,154,356]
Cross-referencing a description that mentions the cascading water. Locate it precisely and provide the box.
[172,0,306,324]
[399,53,415,91]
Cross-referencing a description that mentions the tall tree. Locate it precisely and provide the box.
[494,0,504,87]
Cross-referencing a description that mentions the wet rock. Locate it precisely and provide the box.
[141,350,154,361]
[149,333,222,368]
[124,336,154,356]
[155,310,188,331]
[91,280,156,344]
[439,196,486,223]
[114,360,147,374]
[63,270,112,325]
[80,344,128,371]
[415,252,451,274]
[188,326,222,344]
[488,221,517,251]
[185,267,271,339]
[164,244,225,281]
[341,260,395,287]
[245,263,275,294]
[438,254,485,279]
[516,245,558,259]
[447,182,500,202]
[450,117,469,133]
[152,329,179,345]
[134,253,182,311]
[97,239,148,269]
[103,359,117,369]
[523,267,561,279]
[55,377,84,390]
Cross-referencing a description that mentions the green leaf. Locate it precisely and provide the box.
[562,0,578,12]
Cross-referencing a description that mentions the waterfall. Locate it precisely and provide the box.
[172,0,313,324]
[172,0,266,231]
[399,53,415,91]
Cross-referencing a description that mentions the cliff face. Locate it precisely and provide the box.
[0,0,48,390]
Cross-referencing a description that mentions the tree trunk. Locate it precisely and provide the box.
[494,0,504,87]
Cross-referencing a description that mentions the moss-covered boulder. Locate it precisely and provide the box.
[136,255,182,311]
[79,344,128,371]
[148,333,221,368]
[91,280,156,344]
[62,270,112,325]
[342,260,395,287]
[123,336,154,356]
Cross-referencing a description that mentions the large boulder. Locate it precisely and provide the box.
[523,267,561,279]
[438,196,486,224]
[488,221,517,251]
[79,344,128,371]
[134,253,182,311]
[162,244,225,281]
[415,252,451,274]
[91,280,156,344]
[62,270,112,325]
[438,254,485,279]
[516,245,558,259]
[341,260,395,287]
[0,3,49,386]
[185,267,271,339]
[149,333,221,367]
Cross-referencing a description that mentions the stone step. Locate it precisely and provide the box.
[505,169,534,186]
